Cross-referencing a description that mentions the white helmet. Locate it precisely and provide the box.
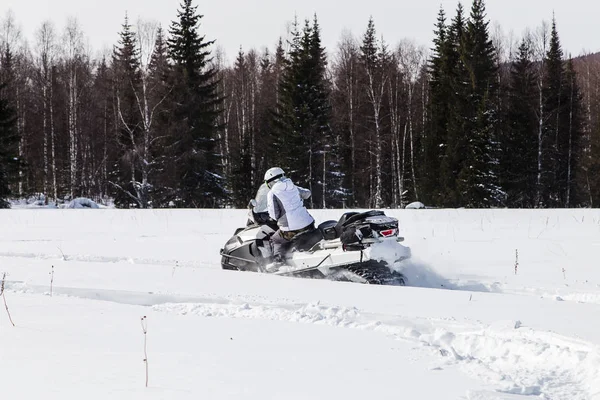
[264,167,285,187]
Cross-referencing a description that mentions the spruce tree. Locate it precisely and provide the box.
[456,0,502,207]
[147,26,173,207]
[148,26,170,103]
[439,3,469,206]
[167,0,225,207]
[539,17,566,207]
[423,7,449,206]
[502,39,538,207]
[0,45,22,204]
[110,14,144,208]
[359,17,388,208]
[0,82,18,208]
[308,15,343,208]
[271,16,336,208]
[271,18,304,179]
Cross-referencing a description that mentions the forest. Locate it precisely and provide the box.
[1,0,600,209]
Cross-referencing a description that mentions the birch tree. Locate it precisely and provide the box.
[532,21,549,206]
[33,21,58,200]
[62,17,85,199]
[397,39,426,205]
[331,30,360,206]
[359,18,388,208]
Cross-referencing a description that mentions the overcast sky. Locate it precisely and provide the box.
[0,0,597,63]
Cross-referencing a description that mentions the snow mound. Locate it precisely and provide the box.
[406,201,426,209]
[65,197,101,209]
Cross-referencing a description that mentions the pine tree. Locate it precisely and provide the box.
[271,17,304,180]
[0,81,18,208]
[167,0,225,207]
[539,17,565,207]
[439,3,469,206]
[0,42,23,203]
[502,38,539,207]
[423,7,449,205]
[308,15,343,208]
[146,25,173,207]
[271,15,336,207]
[359,17,388,208]
[456,0,502,207]
[110,14,144,208]
[148,26,170,106]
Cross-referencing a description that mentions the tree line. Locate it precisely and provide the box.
[0,0,598,209]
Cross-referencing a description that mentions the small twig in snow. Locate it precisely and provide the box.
[1,273,15,327]
[514,249,519,275]
[141,316,149,387]
[50,265,54,297]
[172,260,179,277]
[57,246,67,261]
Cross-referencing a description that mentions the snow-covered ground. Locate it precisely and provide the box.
[1,208,600,399]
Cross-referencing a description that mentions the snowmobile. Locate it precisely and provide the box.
[219,200,411,286]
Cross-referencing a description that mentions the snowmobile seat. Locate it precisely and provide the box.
[291,227,324,252]
[318,220,338,240]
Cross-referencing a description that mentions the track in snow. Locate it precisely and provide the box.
[6,279,600,400]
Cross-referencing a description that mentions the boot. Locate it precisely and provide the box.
[265,254,284,272]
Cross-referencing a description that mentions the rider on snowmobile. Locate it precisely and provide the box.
[263,167,315,270]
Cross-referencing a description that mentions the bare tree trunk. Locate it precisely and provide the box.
[103,102,108,199]
[43,83,48,195]
[50,80,57,201]
[566,72,574,207]
[63,18,83,200]
[537,72,543,205]
[534,23,549,207]
[16,87,23,196]
[309,144,314,209]
[401,123,408,208]
[250,63,257,188]
[391,134,397,206]
[348,61,356,205]
[322,149,326,209]
[69,70,78,199]
[35,21,56,199]
[366,70,386,208]
[215,50,232,181]
[387,72,400,207]
[395,135,403,207]
[408,83,418,201]
[373,92,383,208]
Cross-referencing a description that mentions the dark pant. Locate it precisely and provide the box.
[271,223,315,262]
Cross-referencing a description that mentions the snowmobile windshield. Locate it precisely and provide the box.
[253,183,269,213]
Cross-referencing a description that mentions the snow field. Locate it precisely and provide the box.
[1,208,600,399]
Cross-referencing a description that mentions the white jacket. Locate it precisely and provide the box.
[267,178,314,231]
